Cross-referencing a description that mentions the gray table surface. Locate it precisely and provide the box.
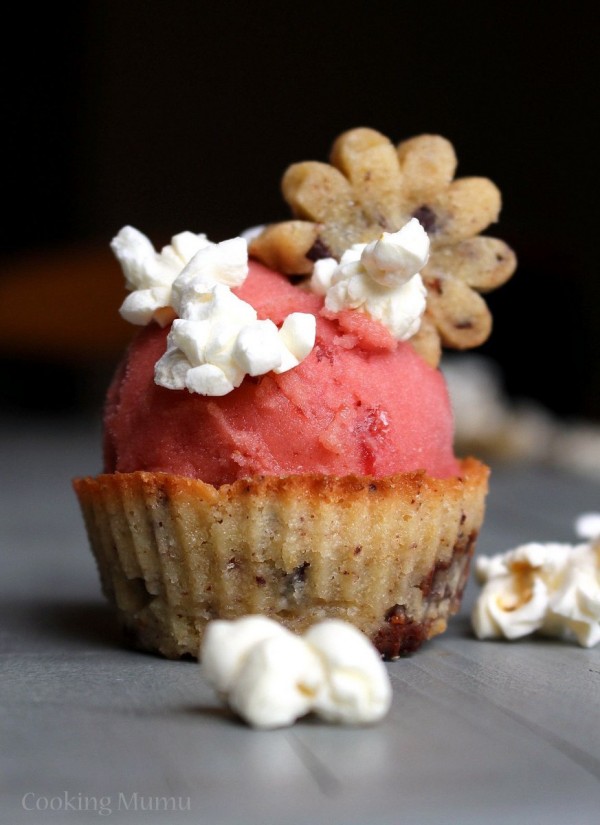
[1,414,599,824]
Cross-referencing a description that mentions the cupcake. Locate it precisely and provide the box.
[74,127,515,659]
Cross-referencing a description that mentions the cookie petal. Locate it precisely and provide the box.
[330,128,405,228]
[409,314,442,367]
[282,161,358,225]
[249,221,320,275]
[425,277,492,349]
[431,178,502,243]
[397,135,457,204]
[425,237,516,292]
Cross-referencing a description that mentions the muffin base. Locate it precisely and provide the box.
[73,458,488,659]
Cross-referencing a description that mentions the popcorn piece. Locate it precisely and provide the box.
[275,313,317,373]
[111,226,215,325]
[111,226,210,291]
[472,575,550,640]
[304,620,392,724]
[309,220,428,341]
[154,278,316,396]
[170,236,249,314]
[202,615,291,696]
[229,634,324,730]
[119,285,173,327]
[232,319,285,376]
[545,556,600,648]
[474,541,572,583]
[361,220,430,288]
[200,616,392,729]
[472,521,600,648]
[113,228,316,396]
[250,127,517,366]
[112,228,249,328]
[575,512,600,541]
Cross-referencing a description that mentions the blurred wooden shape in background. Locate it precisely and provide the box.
[0,244,134,363]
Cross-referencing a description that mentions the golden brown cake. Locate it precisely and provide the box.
[75,460,487,659]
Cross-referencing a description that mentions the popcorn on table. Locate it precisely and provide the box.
[201,616,392,729]
[472,514,600,648]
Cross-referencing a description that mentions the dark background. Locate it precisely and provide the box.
[2,1,599,420]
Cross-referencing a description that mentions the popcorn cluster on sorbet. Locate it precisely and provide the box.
[310,218,429,341]
[472,514,600,648]
[111,227,315,396]
[201,616,392,729]
[111,217,439,396]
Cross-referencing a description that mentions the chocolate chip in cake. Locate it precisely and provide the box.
[306,237,333,262]
[411,205,438,233]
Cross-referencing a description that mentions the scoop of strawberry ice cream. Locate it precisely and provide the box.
[103,260,460,485]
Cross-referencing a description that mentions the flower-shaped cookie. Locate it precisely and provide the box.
[249,128,516,366]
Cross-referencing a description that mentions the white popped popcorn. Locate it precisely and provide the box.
[202,615,291,696]
[200,616,392,729]
[472,518,600,648]
[304,619,392,724]
[310,218,429,341]
[169,236,249,315]
[228,633,324,730]
[111,226,217,326]
[112,226,316,396]
[575,512,600,541]
[154,280,316,397]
